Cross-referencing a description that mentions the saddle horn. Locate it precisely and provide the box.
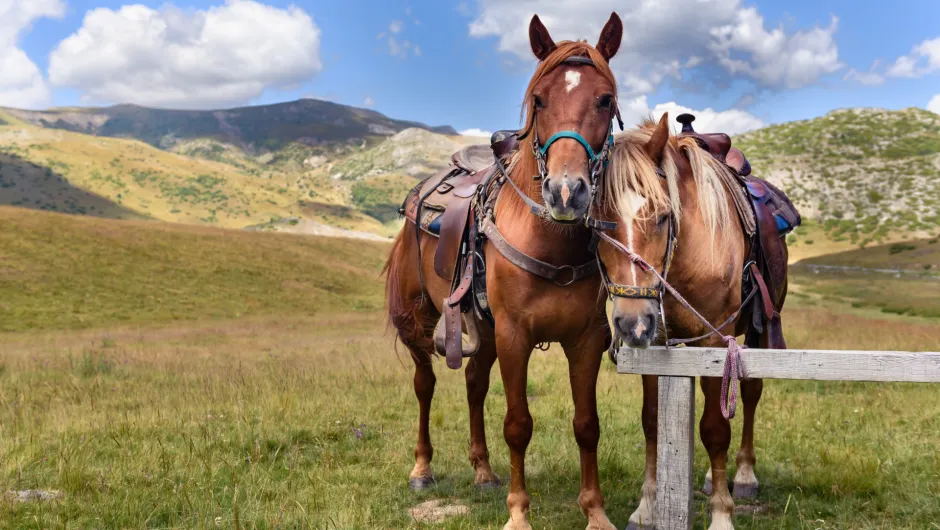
[677,113,696,133]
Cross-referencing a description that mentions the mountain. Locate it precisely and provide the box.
[2,99,457,152]
[734,107,940,250]
[0,109,391,234]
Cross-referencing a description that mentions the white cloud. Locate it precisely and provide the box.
[0,0,66,108]
[363,96,376,108]
[459,128,493,137]
[48,0,322,109]
[886,37,940,78]
[843,60,885,86]
[619,96,765,136]
[928,94,940,115]
[468,0,842,97]
[380,19,421,59]
[710,9,842,89]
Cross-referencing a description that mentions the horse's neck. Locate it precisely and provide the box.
[673,179,744,281]
[493,173,593,264]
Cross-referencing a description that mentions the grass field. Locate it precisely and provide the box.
[0,207,387,332]
[1,209,939,529]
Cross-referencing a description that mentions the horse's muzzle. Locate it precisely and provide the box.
[613,311,658,349]
[542,176,589,222]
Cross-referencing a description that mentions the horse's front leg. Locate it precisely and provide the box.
[465,339,501,488]
[701,376,735,530]
[562,329,617,530]
[732,378,762,498]
[628,374,658,529]
[495,325,535,530]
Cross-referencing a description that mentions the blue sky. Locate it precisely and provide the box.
[2,0,939,135]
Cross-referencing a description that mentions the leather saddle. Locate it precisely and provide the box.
[677,113,751,176]
[677,113,799,351]
[400,131,519,369]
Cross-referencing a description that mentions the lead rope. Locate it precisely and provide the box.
[596,231,748,419]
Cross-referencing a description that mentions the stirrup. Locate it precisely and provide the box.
[433,311,481,364]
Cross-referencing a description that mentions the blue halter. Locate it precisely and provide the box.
[538,130,612,165]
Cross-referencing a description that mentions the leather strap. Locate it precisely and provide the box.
[481,217,597,286]
[444,261,474,369]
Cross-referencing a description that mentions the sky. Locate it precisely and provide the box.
[2,0,940,136]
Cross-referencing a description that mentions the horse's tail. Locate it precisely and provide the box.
[382,223,432,353]
[382,227,408,330]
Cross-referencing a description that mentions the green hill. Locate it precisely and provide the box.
[735,107,940,248]
[0,207,389,332]
[798,236,940,271]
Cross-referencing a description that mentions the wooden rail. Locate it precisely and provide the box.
[616,346,940,529]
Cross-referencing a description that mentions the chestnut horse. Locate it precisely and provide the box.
[594,116,788,530]
[384,14,625,530]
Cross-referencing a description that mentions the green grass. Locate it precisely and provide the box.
[0,305,938,529]
[0,207,389,331]
[1,210,939,528]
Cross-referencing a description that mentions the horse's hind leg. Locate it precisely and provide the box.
[732,378,762,499]
[391,297,439,490]
[466,340,501,488]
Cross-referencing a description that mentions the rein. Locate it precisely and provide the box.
[596,230,751,420]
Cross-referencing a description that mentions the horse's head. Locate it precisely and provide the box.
[518,13,623,223]
[597,114,679,348]
[598,114,735,349]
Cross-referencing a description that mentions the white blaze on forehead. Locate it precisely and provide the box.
[623,190,647,285]
[565,70,581,93]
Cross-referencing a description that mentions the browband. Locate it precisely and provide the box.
[562,56,595,66]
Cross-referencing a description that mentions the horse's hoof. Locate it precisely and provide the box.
[702,480,713,496]
[732,482,758,499]
[626,522,655,530]
[474,478,502,490]
[409,476,437,490]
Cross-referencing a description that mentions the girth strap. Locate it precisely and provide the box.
[481,217,597,287]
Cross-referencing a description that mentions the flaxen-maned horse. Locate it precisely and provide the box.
[385,13,627,530]
[594,116,789,529]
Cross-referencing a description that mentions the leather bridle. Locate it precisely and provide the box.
[503,55,623,232]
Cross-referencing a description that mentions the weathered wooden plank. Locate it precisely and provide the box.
[618,347,940,383]
[655,376,695,530]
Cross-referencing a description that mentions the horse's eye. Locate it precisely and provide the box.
[597,94,614,109]
[533,95,545,109]
[656,214,670,227]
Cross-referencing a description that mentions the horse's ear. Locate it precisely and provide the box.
[646,113,670,166]
[529,15,556,61]
[596,12,623,61]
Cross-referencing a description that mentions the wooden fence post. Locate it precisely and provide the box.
[655,376,695,529]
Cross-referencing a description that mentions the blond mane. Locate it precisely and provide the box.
[605,119,735,252]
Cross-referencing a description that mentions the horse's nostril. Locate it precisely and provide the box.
[570,179,584,193]
[613,316,624,335]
